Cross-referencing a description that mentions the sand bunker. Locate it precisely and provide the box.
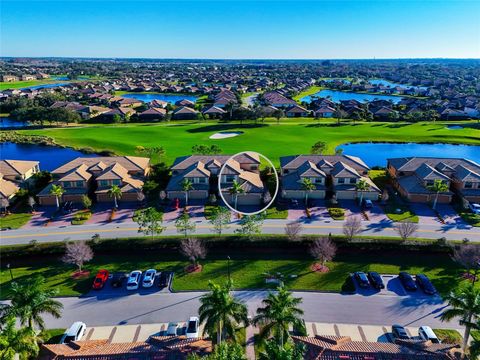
[209,131,244,139]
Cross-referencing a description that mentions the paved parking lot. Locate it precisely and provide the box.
[87,271,173,298]
[305,322,461,343]
[82,322,205,343]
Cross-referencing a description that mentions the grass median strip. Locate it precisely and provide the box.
[0,249,464,298]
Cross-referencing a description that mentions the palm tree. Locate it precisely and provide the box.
[108,184,122,208]
[300,178,315,207]
[253,286,304,346]
[229,180,244,210]
[259,339,305,360]
[199,281,249,345]
[440,284,480,352]
[427,179,449,210]
[468,318,480,359]
[49,184,64,209]
[9,276,63,331]
[181,178,194,207]
[355,179,370,205]
[0,316,39,360]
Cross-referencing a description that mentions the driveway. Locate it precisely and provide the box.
[410,203,439,225]
[86,203,138,225]
[342,200,388,222]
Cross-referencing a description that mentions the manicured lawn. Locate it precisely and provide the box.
[264,205,288,219]
[0,249,464,298]
[20,122,480,166]
[0,212,32,229]
[384,202,419,223]
[433,329,462,344]
[293,86,324,101]
[0,79,65,90]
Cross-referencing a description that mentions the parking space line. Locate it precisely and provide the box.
[133,325,141,342]
[312,323,318,336]
[108,326,117,343]
[358,326,367,342]
[85,328,94,341]
[333,324,340,337]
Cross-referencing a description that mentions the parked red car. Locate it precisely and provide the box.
[92,269,109,290]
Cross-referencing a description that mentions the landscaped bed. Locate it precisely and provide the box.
[0,247,465,298]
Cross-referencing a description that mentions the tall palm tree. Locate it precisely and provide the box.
[427,179,449,210]
[300,178,315,207]
[0,316,39,360]
[9,276,63,331]
[355,179,370,205]
[440,284,480,352]
[181,178,194,207]
[199,281,249,345]
[253,286,304,346]
[49,184,64,209]
[108,184,122,208]
[229,180,244,210]
[469,318,480,359]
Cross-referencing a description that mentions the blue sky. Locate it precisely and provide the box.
[1,1,479,59]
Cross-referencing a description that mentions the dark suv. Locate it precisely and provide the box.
[399,272,417,291]
[367,271,385,289]
[416,274,436,295]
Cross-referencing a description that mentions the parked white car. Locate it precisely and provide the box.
[469,203,480,215]
[186,316,199,338]
[126,270,142,290]
[418,326,440,343]
[60,321,86,343]
[167,322,179,336]
[142,269,157,288]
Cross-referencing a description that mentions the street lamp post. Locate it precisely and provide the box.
[227,256,231,284]
[6,263,13,281]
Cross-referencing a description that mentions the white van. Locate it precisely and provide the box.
[418,326,440,343]
[60,322,87,343]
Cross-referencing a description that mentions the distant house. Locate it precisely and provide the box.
[285,104,309,118]
[149,99,168,108]
[0,160,40,207]
[102,107,136,121]
[138,107,167,121]
[37,156,150,206]
[21,74,36,81]
[175,99,195,108]
[202,106,226,117]
[1,75,19,82]
[172,106,199,120]
[314,106,336,118]
[263,91,297,108]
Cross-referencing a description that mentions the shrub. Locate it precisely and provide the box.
[328,207,345,220]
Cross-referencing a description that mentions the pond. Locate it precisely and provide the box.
[0,143,97,171]
[21,82,69,90]
[337,142,480,167]
[368,79,428,90]
[301,89,403,104]
[120,93,198,104]
[0,117,28,129]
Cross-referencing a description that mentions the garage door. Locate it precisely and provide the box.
[237,194,262,205]
[189,191,208,199]
[336,191,356,200]
[363,192,380,201]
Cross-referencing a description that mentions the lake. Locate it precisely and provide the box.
[338,142,480,167]
[369,79,428,90]
[0,143,97,171]
[120,93,198,104]
[301,89,403,104]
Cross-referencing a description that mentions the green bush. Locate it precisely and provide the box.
[328,207,345,220]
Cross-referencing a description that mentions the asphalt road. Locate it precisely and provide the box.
[40,290,457,330]
[1,217,479,245]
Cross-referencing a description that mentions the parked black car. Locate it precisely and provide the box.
[392,324,410,340]
[399,272,417,291]
[416,274,436,295]
[367,271,385,289]
[158,271,173,288]
[111,272,127,288]
[354,272,369,288]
